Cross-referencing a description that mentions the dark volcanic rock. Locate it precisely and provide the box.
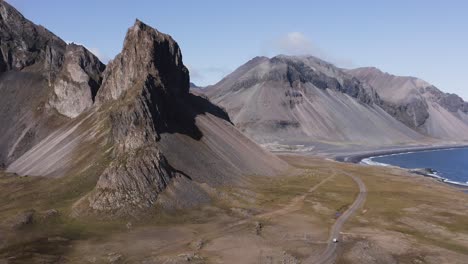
[0,1,66,76]
[379,99,429,129]
[425,86,468,114]
[84,20,190,215]
[96,20,188,104]
[270,56,376,104]
[88,148,176,213]
[9,209,36,230]
[82,20,285,216]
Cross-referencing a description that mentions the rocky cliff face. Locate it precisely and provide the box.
[84,20,188,214]
[204,55,423,146]
[348,67,468,140]
[1,2,288,217]
[0,1,65,76]
[269,56,378,104]
[49,44,105,118]
[96,20,188,104]
[424,86,468,114]
[378,97,430,130]
[0,1,105,166]
[0,1,105,119]
[82,20,287,215]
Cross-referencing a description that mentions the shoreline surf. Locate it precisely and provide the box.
[335,144,468,163]
[358,147,468,188]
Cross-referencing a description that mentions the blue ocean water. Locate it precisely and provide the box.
[369,147,468,186]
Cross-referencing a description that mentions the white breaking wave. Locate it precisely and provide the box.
[445,180,468,187]
[360,150,468,187]
[360,158,390,167]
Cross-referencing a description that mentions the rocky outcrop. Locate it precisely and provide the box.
[269,55,377,104]
[379,99,429,129]
[424,86,468,114]
[79,20,288,215]
[8,209,36,230]
[88,148,176,212]
[48,44,105,118]
[96,20,188,104]
[79,20,187,215]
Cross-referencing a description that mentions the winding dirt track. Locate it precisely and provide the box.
[305,171,367,264]
[150,173,337,255]
[147,170,367,264]
[248,173,335,222]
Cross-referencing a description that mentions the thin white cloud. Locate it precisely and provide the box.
[277,32,315,55]
[262,32,354,68]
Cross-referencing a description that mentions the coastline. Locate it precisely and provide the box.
[334,144,468,163]
[335,144,468,189]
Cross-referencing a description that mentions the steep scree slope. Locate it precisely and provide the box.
[0,1,287,217]
[0,1,105,168]
[348,67,468,140]
[204,55,424,146]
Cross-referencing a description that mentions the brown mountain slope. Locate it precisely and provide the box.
[1,1,287,217]
[204,55,425,147]
[0,1,105,168]
[347,67,468,140]
[80,20,287,215]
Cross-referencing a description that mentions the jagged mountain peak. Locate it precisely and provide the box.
[96,19,188,104]
[72,20,285,215]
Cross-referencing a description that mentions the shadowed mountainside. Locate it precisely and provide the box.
[0,2,287,217]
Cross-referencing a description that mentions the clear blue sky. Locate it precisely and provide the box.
[9,0,468,99]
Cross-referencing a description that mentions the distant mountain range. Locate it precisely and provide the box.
[204,56,421,146]
[347,67,468,139]
[204,55,468,147]
[190,82,202,89]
